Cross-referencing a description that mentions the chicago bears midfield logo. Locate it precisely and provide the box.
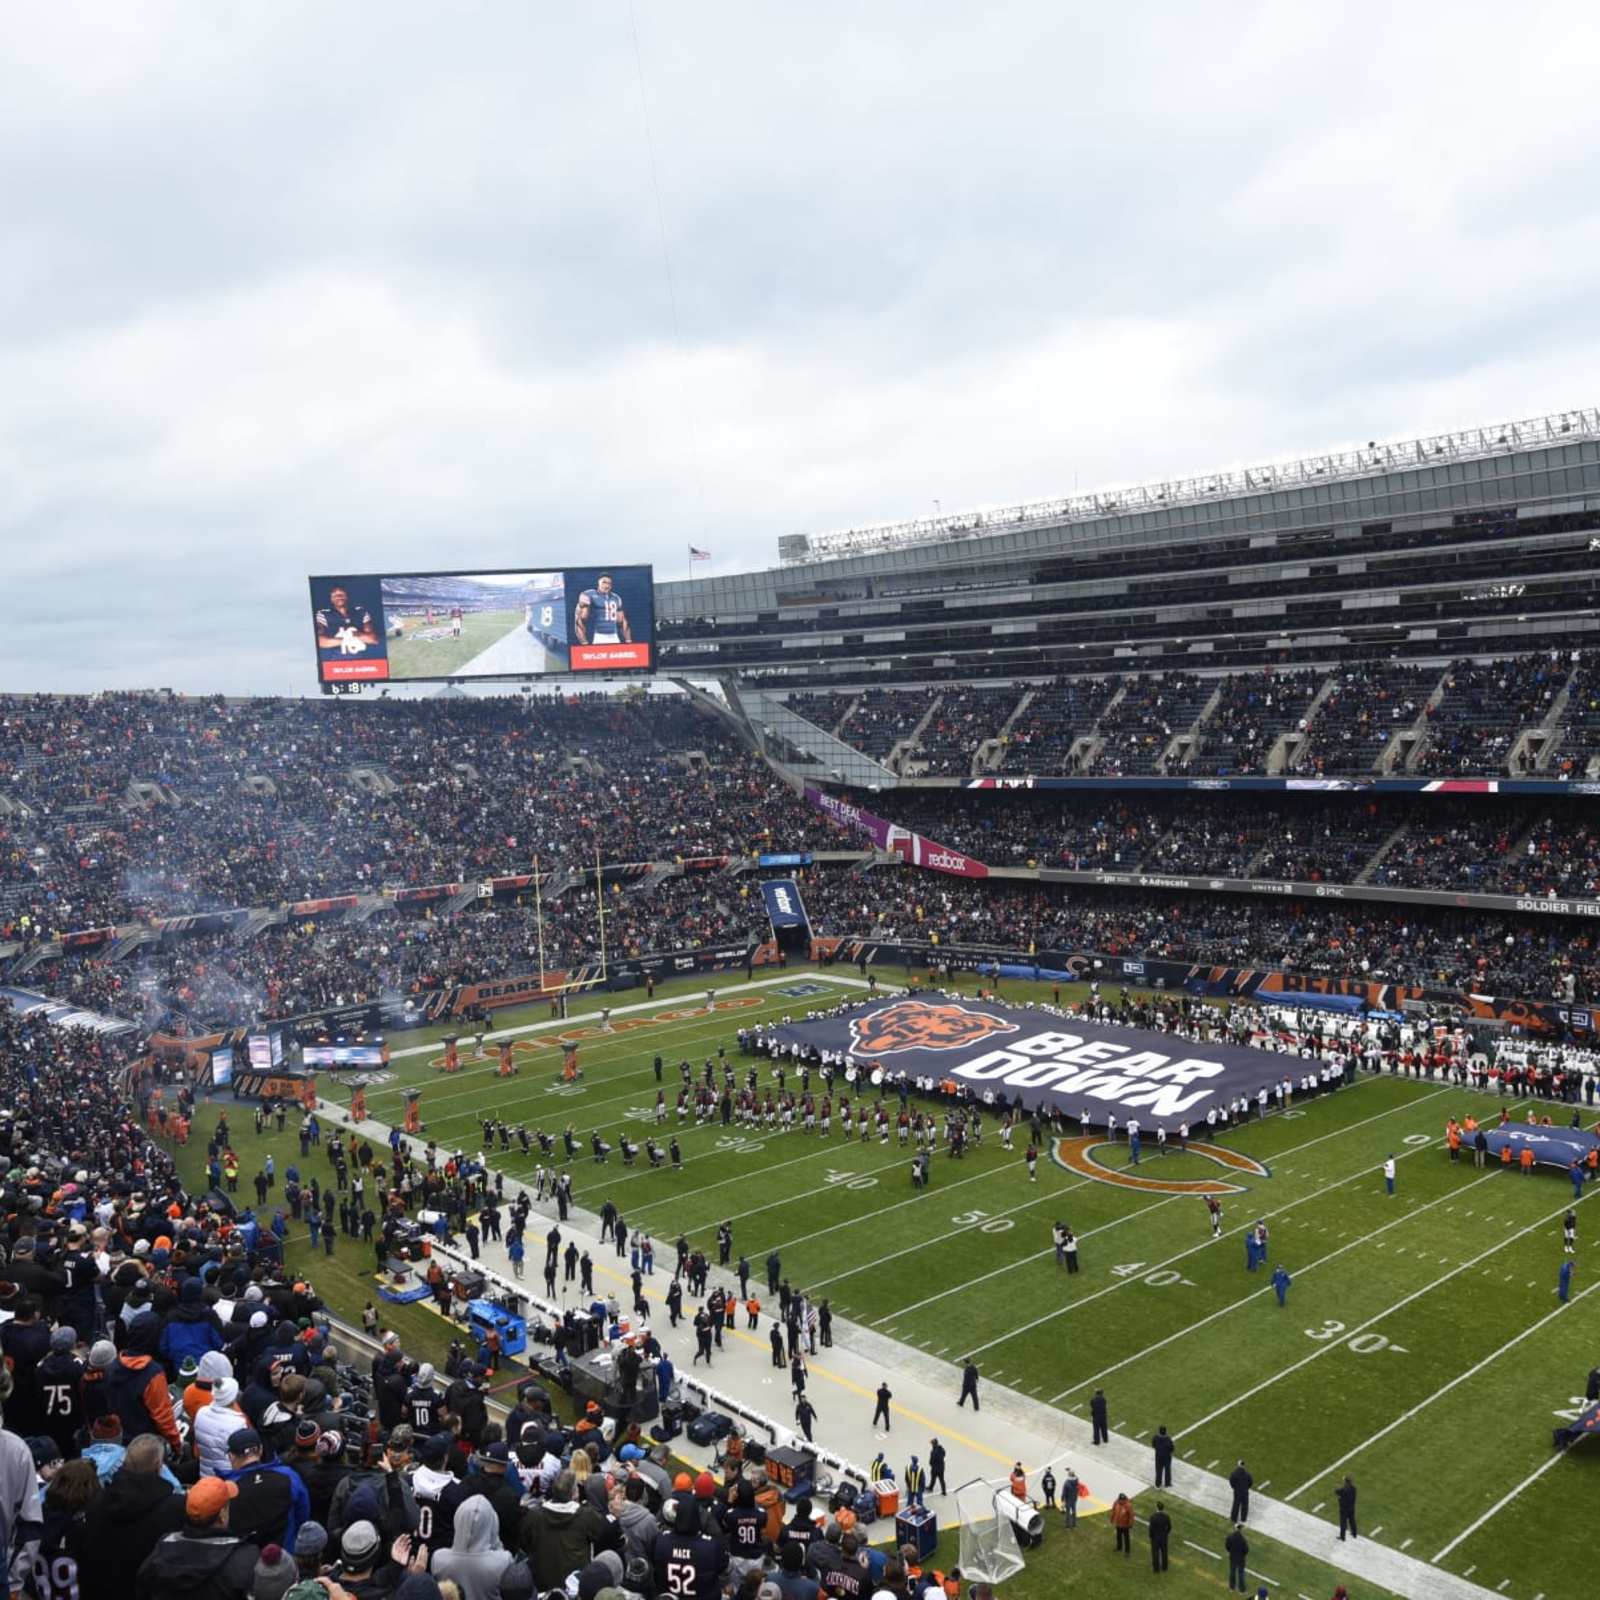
[1051,1136,1270,1194]
[849,1000,1018,1057]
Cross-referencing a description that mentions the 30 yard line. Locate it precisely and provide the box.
[1284,1274,1600,1500]
[1176,1194,1581,1438]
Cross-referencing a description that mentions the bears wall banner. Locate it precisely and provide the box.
[761,879,810,929]
[774,995,1312,1124]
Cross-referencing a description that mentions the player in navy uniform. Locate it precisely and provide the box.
[315,586,380,658]
[574,574,632,646]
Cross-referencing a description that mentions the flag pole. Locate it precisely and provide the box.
[533,853,547,990]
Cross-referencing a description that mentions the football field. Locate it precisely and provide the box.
[347,972,1595,1598]
[383,607,526,678]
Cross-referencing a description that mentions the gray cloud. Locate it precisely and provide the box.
[2,2,1598,694]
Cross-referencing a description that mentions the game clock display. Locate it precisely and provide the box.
[310,564,654,686]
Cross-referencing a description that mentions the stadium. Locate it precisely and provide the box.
[5,409,1600,1600]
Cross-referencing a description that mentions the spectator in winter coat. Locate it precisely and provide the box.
[518,1469,609,1590]
[193,1377,249,1479]
[133,1476,256,1600]
[432,1493,514,1600]
[103,1312,181,1452]
[160,1277,227,1374]
[79,1436,186,1596]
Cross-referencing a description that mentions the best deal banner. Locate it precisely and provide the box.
[803,786,988,879]
[774,994,1301,1123]
[760,879,810,929]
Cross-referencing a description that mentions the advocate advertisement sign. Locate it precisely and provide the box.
[774,994,1305,1123]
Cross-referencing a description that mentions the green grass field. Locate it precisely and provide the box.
[384,608,526,678]
[176,970,1598,1600]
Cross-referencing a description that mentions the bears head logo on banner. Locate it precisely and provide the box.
[849,1000,1018,1057]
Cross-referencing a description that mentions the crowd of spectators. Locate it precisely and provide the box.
[1188,669,1321,777]
[1082,672,1213,776]
[904,684,1022,776]
[992,677,1116,774]
[7,690,1600,1033]
[795,866,1597,1002]
[0,692,840,928]
[1288,663,1442,776]
[0,990,887,1600]
[782,654,1600,781]
[1414,655,1567,776]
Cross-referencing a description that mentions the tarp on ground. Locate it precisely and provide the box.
[1479,1122,1600,1172]
[773,995,1319,1125]
[1553,1400,1600,1449]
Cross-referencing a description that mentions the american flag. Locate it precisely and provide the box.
[689,545,711,562]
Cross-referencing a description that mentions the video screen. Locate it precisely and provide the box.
[310,565,654,685]
[247,1029,284,1070]
[302,1043,387,1067]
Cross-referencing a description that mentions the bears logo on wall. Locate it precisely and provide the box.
[848,1000,1019,1057]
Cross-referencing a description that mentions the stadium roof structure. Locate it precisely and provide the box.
[772,408,1600,567]
[655,405,1600,700]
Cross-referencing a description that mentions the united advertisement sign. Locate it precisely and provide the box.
[775,995,1310,1126]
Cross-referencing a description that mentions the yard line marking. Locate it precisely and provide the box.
[1048,1171,1500,1401]
[1183,1539,1221,1559]
[1369,1525,1383,1537]
[1433,1447,1566,1563]
[1400,1537,1412,1549]
[953,1095,1460,1355]
[1179,1193,1581,1440]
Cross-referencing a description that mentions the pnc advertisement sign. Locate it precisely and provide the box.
[776,996,1306,1124]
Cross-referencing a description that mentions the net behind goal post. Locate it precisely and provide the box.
[954,1477,1031,1586]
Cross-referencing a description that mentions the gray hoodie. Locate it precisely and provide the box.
[431,1494,512,1600]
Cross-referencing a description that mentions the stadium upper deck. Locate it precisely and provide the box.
[655,409,1600,692]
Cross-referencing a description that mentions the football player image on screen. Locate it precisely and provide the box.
[574,573,631,646]
[315,585,381,658]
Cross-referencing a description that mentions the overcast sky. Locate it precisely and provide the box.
[4,3,1599,697]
